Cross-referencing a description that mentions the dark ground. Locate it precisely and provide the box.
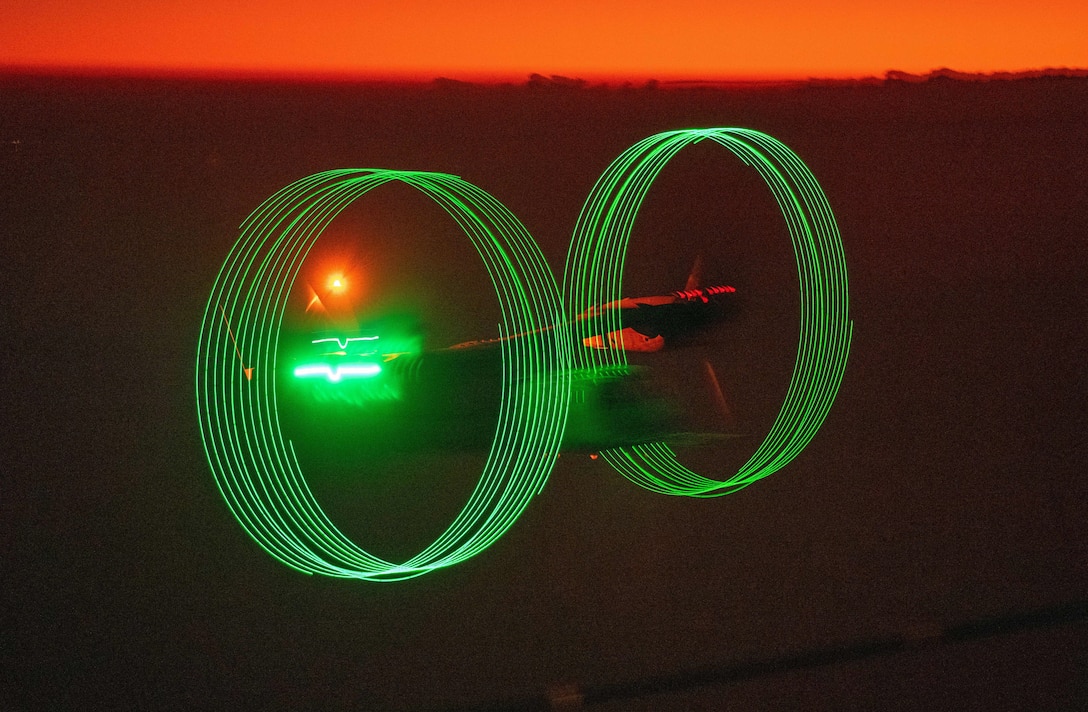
[2,73,1086,710]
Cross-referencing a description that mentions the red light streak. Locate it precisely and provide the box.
[218,305,253,380]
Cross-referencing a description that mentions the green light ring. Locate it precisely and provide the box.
[203,173,565,579]
[207,172,403,575]
[197,170,569,581]
[563,128,852,497]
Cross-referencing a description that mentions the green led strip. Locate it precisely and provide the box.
[564,128,852,497]
[292,363,382,381]
[196,170,570,581]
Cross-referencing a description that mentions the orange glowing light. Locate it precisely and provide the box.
[327,273,347,294]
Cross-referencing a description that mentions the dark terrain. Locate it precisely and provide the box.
[2,73,1086,710]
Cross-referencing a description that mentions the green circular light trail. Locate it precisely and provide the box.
[564,128,852,497]
[198,129,851,580]
[196,170,570,581]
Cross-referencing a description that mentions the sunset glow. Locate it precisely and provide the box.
[3,0,1085,81]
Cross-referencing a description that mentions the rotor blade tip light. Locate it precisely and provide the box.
[197,128,850,582]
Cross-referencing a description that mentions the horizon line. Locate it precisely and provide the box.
[3,63,1088,87]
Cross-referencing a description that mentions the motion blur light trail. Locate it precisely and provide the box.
[292,363,382,381]
[565,128,852,496]
[197,129,850,580]
[196,170,570,581]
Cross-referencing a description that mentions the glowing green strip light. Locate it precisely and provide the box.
[564,128,852,497]
[293,363,382,381]
[196,169,570,581]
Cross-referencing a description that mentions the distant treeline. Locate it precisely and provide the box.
[432,68,1088,91]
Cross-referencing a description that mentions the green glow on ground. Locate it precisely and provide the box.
[196,170,570,581]
[564,128,852,497]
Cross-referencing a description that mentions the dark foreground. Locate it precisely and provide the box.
[2,74,1086,710]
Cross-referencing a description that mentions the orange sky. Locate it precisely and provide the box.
[2,0,1085,81]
